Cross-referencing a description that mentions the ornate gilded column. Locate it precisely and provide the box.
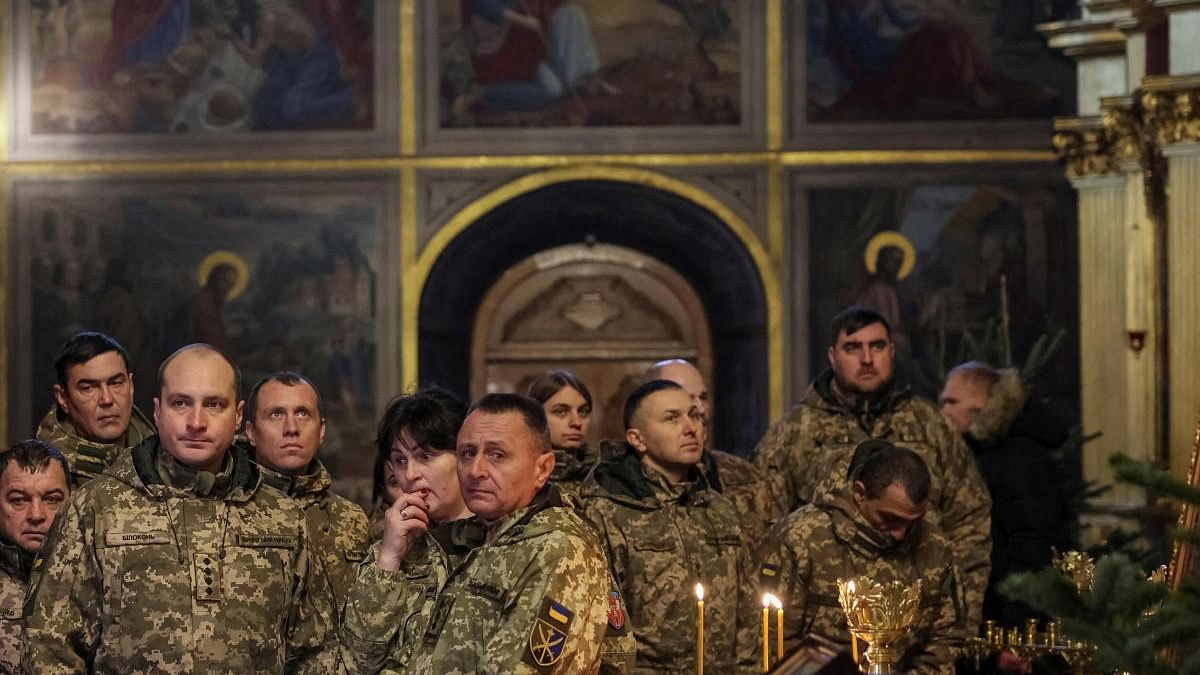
[1142,73,1200,478]
[1054,120,1129,504]
[1044,4,1135,512]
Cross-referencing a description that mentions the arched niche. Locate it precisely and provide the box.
[471,243,713,443]
[418,179,768,455]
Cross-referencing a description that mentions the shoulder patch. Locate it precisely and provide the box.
[760,562,781,594]
[523,597,573,672]
[606,589,627,635]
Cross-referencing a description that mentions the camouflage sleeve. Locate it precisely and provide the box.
[480,530,609,674]
[752,407,821,516]
[339,547,413,675]
[21,496,101,673]
[753,518,811,656]
[930,419,992,629]
[906,563,967,675]
[287,515,340,674]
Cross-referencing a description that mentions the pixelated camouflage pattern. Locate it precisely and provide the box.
[22,436,338,673]
[709,449,781,544]
[36,405,156,488]
[580,449,757,673]
[752,371,992,628]
[551,444,601,497]
[259,461,370,612]
[0,535,31,675]
[557,491,638,675]
[367,496,388,543]
[340,485,612,674]
[755,497,969,675]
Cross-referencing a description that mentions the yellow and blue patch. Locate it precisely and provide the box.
[523,597,573,672]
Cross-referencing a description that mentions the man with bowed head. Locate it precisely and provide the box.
[341,392,613,674]
[24,343,337,672]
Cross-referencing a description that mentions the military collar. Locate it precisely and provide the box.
[430,483,566,553]
[256,460,331,498]
[155,447,234,497]
[809,369,912,430]
[551,444,599,484]
[0,534,33,579]
[37,404,156,453]
[124,436,260,503]
[585,445,715,507]
[822,496,919,559]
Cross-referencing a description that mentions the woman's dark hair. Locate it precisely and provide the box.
[373,387,467,502]
[525,370,593,408]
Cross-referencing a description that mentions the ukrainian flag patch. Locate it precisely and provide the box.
[523,597,573,672]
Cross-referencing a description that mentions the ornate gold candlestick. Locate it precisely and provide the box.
[837,577,923,674]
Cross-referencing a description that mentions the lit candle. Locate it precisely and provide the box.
[696,583,705,674]
[771,595,784,660]
[761,594,771,672]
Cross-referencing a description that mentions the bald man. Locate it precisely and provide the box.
[646,359,780,542]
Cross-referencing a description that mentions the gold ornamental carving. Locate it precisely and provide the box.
[1053,119,1118,178]
[1142,76,1200,146]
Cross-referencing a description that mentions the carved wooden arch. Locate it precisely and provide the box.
[470,243,713,444]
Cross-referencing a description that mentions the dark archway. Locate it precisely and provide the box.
[419,179,768,456]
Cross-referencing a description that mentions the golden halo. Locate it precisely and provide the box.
[864,231,916,280]
[197,250,251,301]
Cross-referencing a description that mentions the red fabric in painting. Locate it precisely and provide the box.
[93,0,174,84]
[463,0,561,84]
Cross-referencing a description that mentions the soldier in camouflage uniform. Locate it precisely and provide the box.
[37,332,155,487]
[526,370,601,495]
[648,359,782,542]
[243,372,369,610]
[342,393,626,674]
[23,344,337,673]
[581,380,755,673]
[753,307,991,627]
[757,441,969,675]
[0,439,70,674]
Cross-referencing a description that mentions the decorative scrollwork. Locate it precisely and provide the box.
[1052,122,1118,178]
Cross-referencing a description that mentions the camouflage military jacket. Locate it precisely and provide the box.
[756,498,968,675]
[36,405,156,487]
[753,370,992,627]
[708,449,781,544]
[367,496,388,543]
[0,536,31,675]
[22,436,337,674]
[580,449,756,673]
[260,460,370,611]
[341,485,614,674]
[551,444,601,496]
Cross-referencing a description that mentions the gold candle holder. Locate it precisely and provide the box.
[1052,550,1096,594]
[837,577,923,675]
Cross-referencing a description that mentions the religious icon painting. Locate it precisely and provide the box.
[422,0,767,154]
[795,168,1079,408]
[3,174,401,502]
[3,1,400,159]
[789,0,1078,149]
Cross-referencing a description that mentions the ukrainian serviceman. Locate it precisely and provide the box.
[37,332,155,486]
[753,307,991,626]
[23,344,337,673]
[0,439,70,674]
[756,441,969,674]
[647,359,781,542]
[341,393,614,674]
[244,371,370,610]
[581,380,754,673]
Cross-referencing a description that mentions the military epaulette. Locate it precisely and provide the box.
[523,597,573,673]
